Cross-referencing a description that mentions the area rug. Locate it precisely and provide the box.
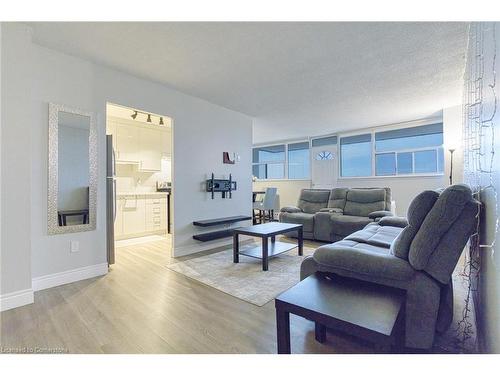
[166,243,315,306]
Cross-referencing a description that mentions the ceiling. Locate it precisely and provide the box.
[28,22,469,143]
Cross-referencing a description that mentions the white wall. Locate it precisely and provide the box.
[0,24,252,306]
[253,180,310,209]
[1,24,33,301]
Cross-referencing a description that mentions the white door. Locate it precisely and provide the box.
[311,144,337,189]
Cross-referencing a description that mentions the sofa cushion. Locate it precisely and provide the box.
[280,206,302,213]
[297,189,331,214]
[279,212,314,232]
[327,188,348,209]
[330,215,373,237]
[343,189,387,217]
[424,199,479,284]
[345,224,403,249]
[378,216,409,228]
[391,190,439,260]
[313,240,416,284]
[409,184,477,272]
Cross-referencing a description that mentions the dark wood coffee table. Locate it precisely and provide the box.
[275,273,405,353]
[233,222,303,271]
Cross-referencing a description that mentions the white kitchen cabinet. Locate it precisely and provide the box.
[145,197,167,231]
[139,127,163,171]
[115,124,141,163]
[122,196,146,236]
[115,194,168,240]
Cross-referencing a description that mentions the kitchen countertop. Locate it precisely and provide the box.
[117,191,170,197]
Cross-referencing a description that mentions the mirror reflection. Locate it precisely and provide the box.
[57,111,91,226]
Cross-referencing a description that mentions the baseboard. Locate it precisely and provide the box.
[0,288,34,312]
[32,263,108,292]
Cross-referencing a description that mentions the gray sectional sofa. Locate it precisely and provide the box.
[279,188,393,241]
[300,184,480,349]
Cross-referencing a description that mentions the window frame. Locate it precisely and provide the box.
[252,140,311,181]
[251,120,445,181]
[338,122,445,179]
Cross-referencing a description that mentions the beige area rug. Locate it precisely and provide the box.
[167,243,315,306]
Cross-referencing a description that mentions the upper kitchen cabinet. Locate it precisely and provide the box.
[139,127,163,171]
[107,116,171,172]
[116,122,141,163]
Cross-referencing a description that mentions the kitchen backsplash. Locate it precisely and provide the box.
[116,158,171,193]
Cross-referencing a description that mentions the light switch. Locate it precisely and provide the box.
[70,240,80,253]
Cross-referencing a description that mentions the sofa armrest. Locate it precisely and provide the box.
[280,206,302,213]
[368,210,394,219]
[378,216,408,228]
[319,208,343,214]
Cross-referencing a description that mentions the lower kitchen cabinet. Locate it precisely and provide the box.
[115,194,169,240]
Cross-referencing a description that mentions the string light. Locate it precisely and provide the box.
[456,22,499,353]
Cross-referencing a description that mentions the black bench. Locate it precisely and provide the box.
[275,273,405,353]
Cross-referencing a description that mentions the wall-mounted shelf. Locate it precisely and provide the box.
[193,215,252,227]
[192,215,251,242]
[192,229,239,242]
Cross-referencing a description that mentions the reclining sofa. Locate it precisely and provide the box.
[279,188,393,241]
[300,184,480,349]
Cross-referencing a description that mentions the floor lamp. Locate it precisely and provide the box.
[448,148,455,185]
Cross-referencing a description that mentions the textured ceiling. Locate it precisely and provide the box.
[28,22,469,143]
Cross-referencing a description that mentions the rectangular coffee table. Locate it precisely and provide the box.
[275,273,405,353]
[233,222,303,271]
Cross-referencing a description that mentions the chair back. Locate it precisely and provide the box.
[262,187,278,210]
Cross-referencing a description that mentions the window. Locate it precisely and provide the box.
[252,144,285,179]
[252,142,311,180]
[340,134,372,177]
[288,142,310,179]
[311,135,337,147]
[374,123,444,176]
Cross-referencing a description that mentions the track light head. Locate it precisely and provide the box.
[147,114,152,123]
[131,111,138,120]
[159,117,164,125]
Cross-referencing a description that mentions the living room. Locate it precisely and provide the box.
[0,2,499,372]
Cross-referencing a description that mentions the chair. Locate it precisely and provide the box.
[253,187,277,224]
[300,184,480,349]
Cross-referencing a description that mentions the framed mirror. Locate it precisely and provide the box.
[48,103,97,234]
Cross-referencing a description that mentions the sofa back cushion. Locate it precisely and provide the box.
[408,184,480,283]
[343,188,388,217]
[328,188,348,209]
[297,189,331,214]
[391,190,439,260]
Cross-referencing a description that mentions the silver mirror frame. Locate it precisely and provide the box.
[48,103,97,235]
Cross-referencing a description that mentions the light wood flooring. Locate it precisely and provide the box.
[0,237,451,354]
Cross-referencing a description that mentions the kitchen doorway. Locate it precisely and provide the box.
[105,103,173,265]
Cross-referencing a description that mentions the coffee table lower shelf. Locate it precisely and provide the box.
[239,241,297,259]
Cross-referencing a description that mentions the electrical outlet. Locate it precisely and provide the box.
[70,240,80,253]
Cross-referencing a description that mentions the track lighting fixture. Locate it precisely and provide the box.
[129,109,166,126]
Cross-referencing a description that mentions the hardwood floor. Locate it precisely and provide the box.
[1,237,455,354]
[0,237,383,354]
